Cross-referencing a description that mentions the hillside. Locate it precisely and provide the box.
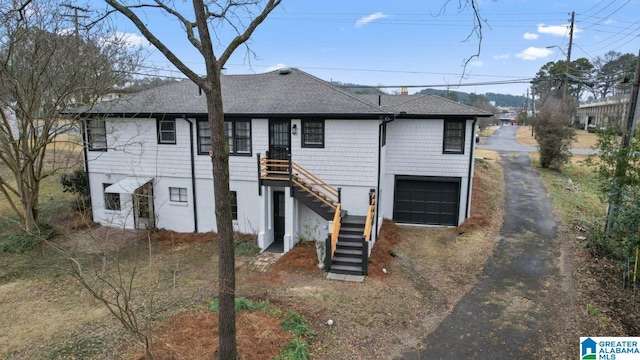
[416,88,527,108]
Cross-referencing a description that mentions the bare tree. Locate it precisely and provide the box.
[0,0,140,232]
[438,0,486,76]
[101,0,281,357]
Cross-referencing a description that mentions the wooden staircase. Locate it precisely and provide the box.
[291,178,337,220]
[258,154,375,276]
[329,215,368,275]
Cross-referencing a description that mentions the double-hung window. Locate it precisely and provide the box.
[197,119,212,155]
[197,119,251,156]
[87,119,107,151]
[443,119,465,154]
[169,187,188,203]
[225,119,251,155]
[302,119,324,148]
[230,191,238,220]
[157,118,176,144]
[103,184,121,211]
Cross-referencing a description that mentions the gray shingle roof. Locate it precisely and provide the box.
[85,68,388,116]
[82,68,491,118]
[358,94,493,117]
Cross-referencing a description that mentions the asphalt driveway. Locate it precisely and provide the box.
[400,128,573,359]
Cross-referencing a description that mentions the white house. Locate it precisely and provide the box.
[79,68,491,275]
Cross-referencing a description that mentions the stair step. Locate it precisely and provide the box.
[336,241,363,249]
[338,233,363,241]
[334,248,362,256]
[339,227,363,235]
[333,256,361,264]
[342,215,366,225]
[330,264,363,275]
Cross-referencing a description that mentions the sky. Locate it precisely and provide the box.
[86,0,640,96]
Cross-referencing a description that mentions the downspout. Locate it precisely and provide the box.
[465,118,478,219]
[184,116,198,232]
[81,118,92,208]
[376,114,395,241]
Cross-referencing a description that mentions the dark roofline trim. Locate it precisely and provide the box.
[83,112,397,120]
[395,114,493,120]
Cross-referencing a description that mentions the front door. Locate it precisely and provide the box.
[134,182,154,230]
[269,119,290,160]
[273,191,285,242]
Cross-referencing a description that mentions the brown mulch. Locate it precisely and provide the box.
[148,229,217,245]
[272,241,319,273]
[270,219,402,279]
[135,309,292,360]
[368,220,401,278]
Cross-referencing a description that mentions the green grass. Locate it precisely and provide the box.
[533,156,606,234]
[275,338,312,360]
[233,237,261,256]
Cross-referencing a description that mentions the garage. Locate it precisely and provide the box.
[393,176,461,226]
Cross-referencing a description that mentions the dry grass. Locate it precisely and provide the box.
[479,125,500,137]
[515,125,538,146]
[475,149,500,161]
[1,156,507,359]
[0,279,108,353]
[516,126,598,149]
[395,159,505,303]
[0,134,82,219]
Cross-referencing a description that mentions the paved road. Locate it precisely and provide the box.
[400,126,571,359]
[479,125,597,155]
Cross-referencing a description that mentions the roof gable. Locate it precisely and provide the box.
[84,68,389,117]
[358,94,493,117]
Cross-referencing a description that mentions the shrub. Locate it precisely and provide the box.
[60,169,91,210]
[0,222,57,253]
[535,100,576,170]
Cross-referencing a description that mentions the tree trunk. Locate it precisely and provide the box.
[18,169,40,233]
[205,77,237,359]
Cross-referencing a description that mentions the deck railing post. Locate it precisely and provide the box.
[325,234,332,272]
[257,153,261,195]
[361,236,369,275]
[338,187,342,203]
[288,153,293,196]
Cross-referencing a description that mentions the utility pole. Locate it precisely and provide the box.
[563,11,575,104]
[530,85,536,136]
[61,3,89,38]
[605,49,640,234]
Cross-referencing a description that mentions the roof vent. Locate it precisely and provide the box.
[278,67,291,75]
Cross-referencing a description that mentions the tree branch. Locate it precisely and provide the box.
[104,0,204,86]
[219,0,281,67]
[152,0,201,51]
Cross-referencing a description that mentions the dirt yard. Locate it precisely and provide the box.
[0,157,507,359]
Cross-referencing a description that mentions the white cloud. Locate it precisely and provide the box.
[101,32,149,48]
[515,47,553,61]
[470,60,483,68]
[494,53,510,60]
[537,23,569,36]
[355,12,389,28]
[118,32,148,47]
[266,64,288,72]
[603,19,615,25]
[523,32,539,40]
[537,23,582,38]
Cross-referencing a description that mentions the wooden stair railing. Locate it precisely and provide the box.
[363,189,376,242]
[258,154,340,212]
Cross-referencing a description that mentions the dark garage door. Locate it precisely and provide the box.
[394,176,461,226]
